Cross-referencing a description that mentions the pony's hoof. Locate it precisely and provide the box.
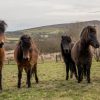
[27,84,31,88]
[66,76,69,80]
[87,81,91,83]
[0,88,2,93]
[78,80,81,83]
[18,87,21,89]
[66,78,68,80]
[17,85,21,89]
[70,75,73,78]
[27,86,31,88]
[36,80,39,84]
[76,77,78,80]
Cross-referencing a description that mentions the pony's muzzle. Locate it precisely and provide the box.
[65,49,69,53]
[23,56,30,61]
[64,48,69,53]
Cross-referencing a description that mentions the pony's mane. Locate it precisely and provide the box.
[0,20,7,33]
[80,26,96,40]
[17,45,23,62]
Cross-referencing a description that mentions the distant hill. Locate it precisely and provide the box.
[6,20,100,39]
[5,20,100,53]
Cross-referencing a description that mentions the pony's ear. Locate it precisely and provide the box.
[28,36,31,40]
[0,20,7,33]
[20,36,23,40]
[1,21,7,25]
[61,36,64,39]
[68,36,71,42]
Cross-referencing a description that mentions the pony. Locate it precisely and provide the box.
[61,35,77,80]
[0,20,7,90]
[71,26,99,83]
[14,35,39,88]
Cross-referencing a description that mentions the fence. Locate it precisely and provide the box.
[5,51,63,65]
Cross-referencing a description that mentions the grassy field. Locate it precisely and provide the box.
[0,60,100,100]
[6,38,19,41]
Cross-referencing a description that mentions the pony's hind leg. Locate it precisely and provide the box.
[27,69,31,88]
[34,64,39,83]
[73,64,78,80]
[30,67,34,78]
[83,65,87,78]
[18,65,23,88]
[86,66,91,83]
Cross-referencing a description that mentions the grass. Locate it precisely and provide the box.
[0,60,100,100]
[6,38,19,41]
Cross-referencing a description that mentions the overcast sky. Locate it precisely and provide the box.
[0,0,100,31]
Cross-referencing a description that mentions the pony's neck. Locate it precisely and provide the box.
[80,39,90,51]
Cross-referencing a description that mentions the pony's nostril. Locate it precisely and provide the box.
[66,50,68,52]
[96,44,99,48]
[66,49,69,53]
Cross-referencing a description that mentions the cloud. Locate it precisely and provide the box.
[0,0,100,31]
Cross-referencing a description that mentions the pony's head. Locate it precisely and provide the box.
[20,35,32,61]
[0,20,7,33]
[61,35,72,53]
[80,26,99,48]
[0,20,7,48]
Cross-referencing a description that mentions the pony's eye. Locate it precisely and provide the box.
[90,33,95,38]
[28,37,31,40]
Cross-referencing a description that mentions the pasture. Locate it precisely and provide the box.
[0,60,100,100]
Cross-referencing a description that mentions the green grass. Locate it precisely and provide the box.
[0,60,100,100]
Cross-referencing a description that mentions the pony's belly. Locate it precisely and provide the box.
[79,56,92,65]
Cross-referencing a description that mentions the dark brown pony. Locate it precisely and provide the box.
[0,20,7,90]
[71,26,99,83]
[14,35,39,88]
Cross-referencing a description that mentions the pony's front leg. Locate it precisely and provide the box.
[18,65,23,88]
[73,64,78,80]
[27,69,31,88]
[0,66,2,90]
[77,64,82,83]
[69,63,73,78]
[65,62,69,80]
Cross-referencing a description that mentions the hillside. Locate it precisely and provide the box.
[5,20,100,53]
[6,20,100,38]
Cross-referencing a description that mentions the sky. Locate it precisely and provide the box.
[0,0,100,31]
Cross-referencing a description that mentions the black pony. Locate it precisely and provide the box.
[61,35,77,80]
